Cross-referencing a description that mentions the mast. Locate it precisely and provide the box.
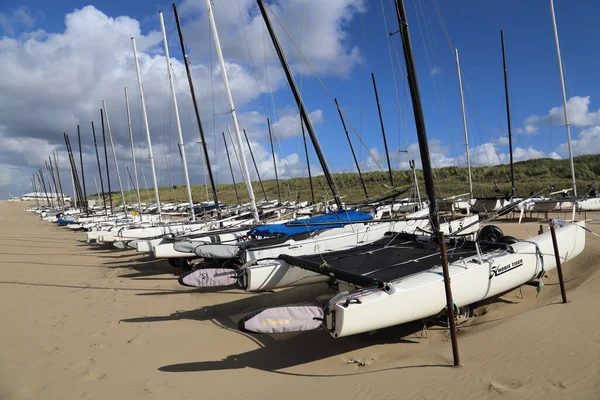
[257,0,343,210]
[70,164,77,209]
[64,134,84,211]
[46,158,60,208]
[301,122,315,204]
[393,0,439,231]
[223,132,241,205]
[172,2,221,221]
[335,98,369,199]
[102,101,128,212]
[77,126,88,211]
[500,30,516,196]
[132,37,162,219]
[205,0,259,222]
[455,49,473,199]
[38,169,51,207]
[44,161,56,207]
[124,88,143,213]
[243,129,268,201]
[267,118,282,202]
[159,11,195,221]
[372,72,394,187]
[31,176,38,207]
[53,152,66,210]
[93,176,101,204]
[91,121,107,213]
[100,109,113,213]
[549,0,577,196]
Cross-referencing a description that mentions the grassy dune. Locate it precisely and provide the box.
[94,154,599,206]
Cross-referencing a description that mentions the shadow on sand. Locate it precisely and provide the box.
[121,283,450,375]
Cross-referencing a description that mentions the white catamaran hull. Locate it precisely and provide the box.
[195,209,431,262]
[327,221,585,338]
[577,197,600,211]
[239,215,480,291]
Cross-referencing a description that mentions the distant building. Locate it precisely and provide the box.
[20,192,72,202]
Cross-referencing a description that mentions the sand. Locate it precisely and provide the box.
[1,201,599,399]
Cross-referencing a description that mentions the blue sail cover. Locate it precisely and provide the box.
[247,210,372,238]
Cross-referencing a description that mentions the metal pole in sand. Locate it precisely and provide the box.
[550,224,568,303]
[438,231,460,366]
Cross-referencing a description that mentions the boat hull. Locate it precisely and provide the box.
[327,221,585,338]
[241,215,480,291]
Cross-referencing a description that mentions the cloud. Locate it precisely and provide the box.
[558,126,600,156]
[0,3,364,196]
[430,66,441,76]
[520,96,600,134]
[0,7,37,36]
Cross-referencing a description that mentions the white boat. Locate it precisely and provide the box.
[194,214,480,291]
[237,221,585,338]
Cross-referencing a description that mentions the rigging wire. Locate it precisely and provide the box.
[262,2,385,172]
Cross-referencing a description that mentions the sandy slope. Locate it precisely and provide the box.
[0,201,599,399]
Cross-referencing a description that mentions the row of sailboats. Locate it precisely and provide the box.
[26,0,587,343]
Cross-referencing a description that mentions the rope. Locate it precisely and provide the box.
[521,239,545,294]
[262,2,384,171]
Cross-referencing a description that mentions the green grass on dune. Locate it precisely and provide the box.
[92,154,600,206]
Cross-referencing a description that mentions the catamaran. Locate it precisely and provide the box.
[231,0,586,339]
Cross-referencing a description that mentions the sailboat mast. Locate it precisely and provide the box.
[47,157,61,209]
[132,37,162,219]
[335,98,369,199]
[77,126,88,211]
[205,0,259,222]
[124,88,143,213]
[500,30,516,196]
[549,0,577,196]
[243,129,268,201]
[91,121,107,213]
[93,176,101,204]
[301,122,315,204]
[267,118,282,202]
[53,152,66,210]
[455,49,473,199]
[257,0,343,211]
[372,73,394,187]
[64,134,84,211]
[70,164,77,209]
[393,0,439,231]
[223,132,241,205]
[102,101,128,212]
[172,2,221,221]
[38,169,51,207]
[100,109,113,213]
[159,11,195,221]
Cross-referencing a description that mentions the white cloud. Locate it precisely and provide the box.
[0,7,37,36]
[558,126,600,156]
[0,3,364,196]
[430,66,441,76]
[520,96,600,134]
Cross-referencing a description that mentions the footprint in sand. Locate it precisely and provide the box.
[90,342,111,349]
[126,335,148,345]
[488,375,526,394]
[81,369,107,381]
[78,358,96,366]
[547,378,567,390]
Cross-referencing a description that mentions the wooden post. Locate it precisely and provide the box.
[550,224,568,304]
[438,231,460,366]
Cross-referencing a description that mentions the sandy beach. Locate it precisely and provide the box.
[1,201,599,399]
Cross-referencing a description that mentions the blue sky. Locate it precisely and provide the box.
[1,0,599,199]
